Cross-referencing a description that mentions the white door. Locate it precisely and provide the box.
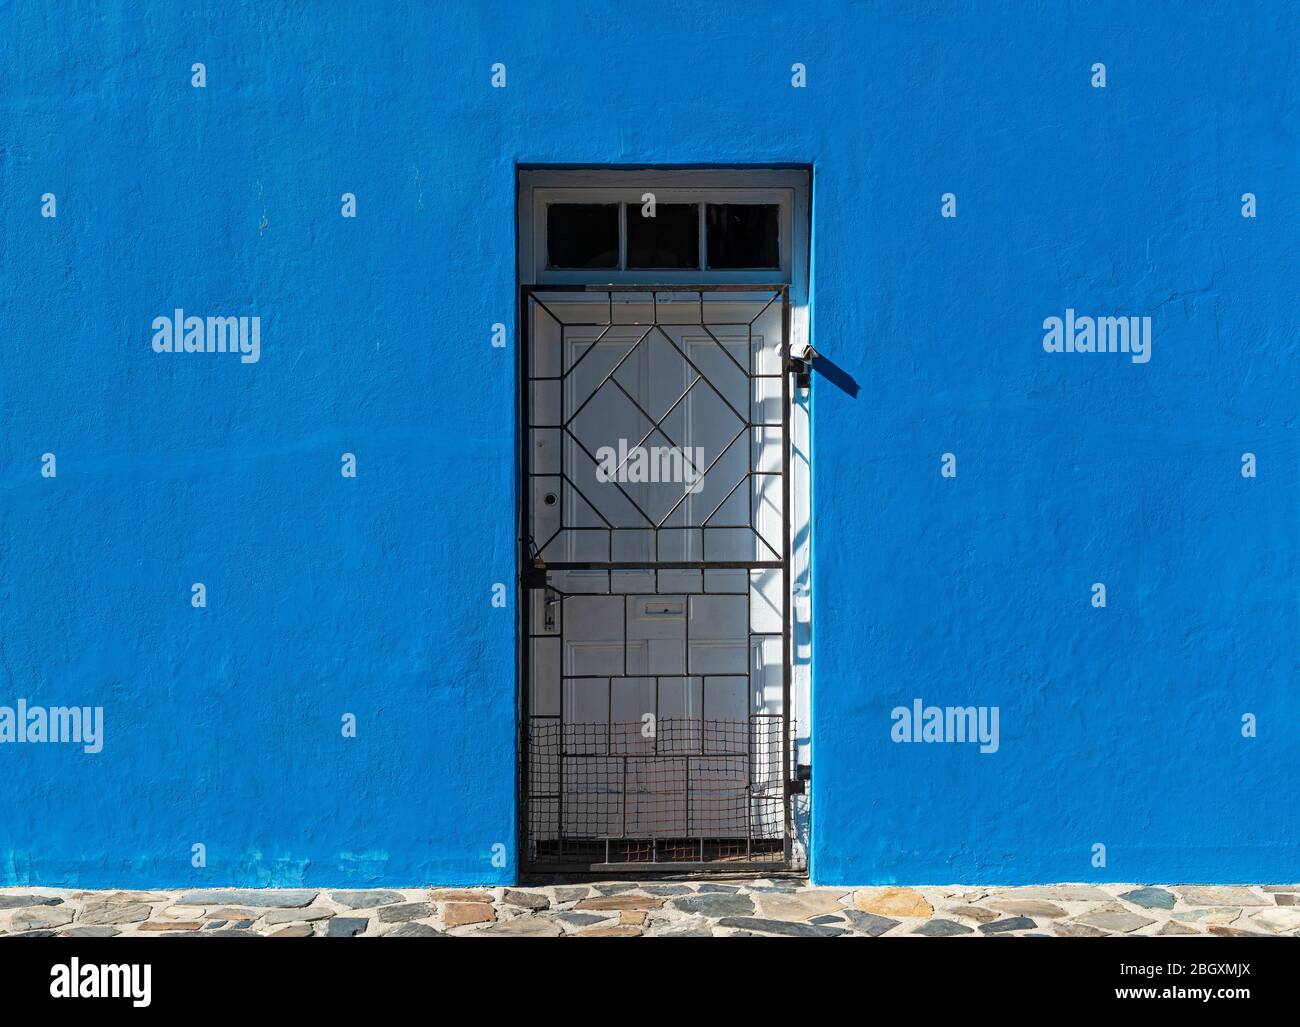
[525,288,788,864]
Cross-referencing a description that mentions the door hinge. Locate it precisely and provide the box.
[787,763,811,795]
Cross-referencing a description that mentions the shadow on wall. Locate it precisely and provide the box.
[811,353,859,398]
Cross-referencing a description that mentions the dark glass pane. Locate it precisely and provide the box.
[626,202,699,269]
[547,204,619,268]
[705,204,780,269]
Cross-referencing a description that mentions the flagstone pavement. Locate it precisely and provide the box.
[2,881,1298,938]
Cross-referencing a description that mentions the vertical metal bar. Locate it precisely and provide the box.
[685,754,693,862]
[558,322,566,570]
[555,309,565,863]
[517,287,531,869]
[556,583,565,862]
[697,204,706,271]
[653,292,661,568]
[746,706,754,862]
[685,593,691,678]
[605,290,614,566]
[654,676,660,756]
[747,294,759,864]
[618,206,627,271]
[780,287,793,865]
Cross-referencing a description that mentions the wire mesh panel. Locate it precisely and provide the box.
[520,286,792,871]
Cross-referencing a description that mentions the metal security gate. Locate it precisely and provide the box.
[519,284,793,872]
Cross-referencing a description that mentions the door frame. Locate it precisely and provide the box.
[515,167,813,874]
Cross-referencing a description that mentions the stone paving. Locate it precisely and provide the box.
[2,881,1298,938]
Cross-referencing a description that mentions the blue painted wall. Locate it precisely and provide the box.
[1,1,1295,887]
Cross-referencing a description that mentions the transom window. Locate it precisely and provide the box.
[546,200,781,271]
[519,169,805,288]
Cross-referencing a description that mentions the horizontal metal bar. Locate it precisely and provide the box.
[525,284,788,293]
[526,861,789,874]
[537,561,783,570]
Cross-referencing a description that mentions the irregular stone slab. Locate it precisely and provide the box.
[755,890,847,922]
[594,883,639,895]
[229,920,255,929]
[1274,895,1297,906]
[987,886,1113,903]
[716,916,845,938]
[1176,887,1270,907]
[263,906,334,925]
[574,894,664,912]
[650,921,714,937]
[59,926,120,938]
[502,889,549,910]
[1170,907,1241,926]
[842,910,901,936]
[160,905,207,919]
[80,890,170,902]
[987,900,1067,919]
[854,887,933,918]
[1118,887,1176,910]
[1158,921,1200,936]
[1248,907,1300,933]
[1262,885,1300,893]
[387,922,446,937]
[579,925,642,937]
[77,901,153,926]
[206,907,258,920]
[619,910,646,926]
[185,929,260,937]
[443,902,496,927]
[669,894,754,917]
[943,905,1000,924]
[552,886,590,903]
[9,930,58,938]
[325,917,369,937]
[270,924,315,937]
[1072,910,1155,933]
[11,906,74,931]
[204,921,227,930]
[178,890,318,908]
[377,902,436,923]
[330,890,405,909]
[0,894,63,909]
[554,911,614,927]
[643,884,693,897]
[810,914,847,926]
[912,919,973,936]
[979,916,1037,934]
[694,884,741,893]
[1207,925,1273,938]
[429,889,492,902]
[1053,922,1109,937]
[138,921,201,931]
[478,918,563,937]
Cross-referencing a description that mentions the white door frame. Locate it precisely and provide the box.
[517,167,812,869]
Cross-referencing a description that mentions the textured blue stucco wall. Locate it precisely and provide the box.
[1,1,1295,887]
